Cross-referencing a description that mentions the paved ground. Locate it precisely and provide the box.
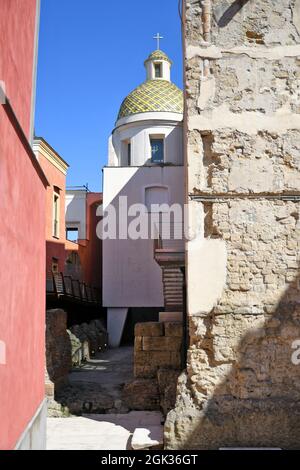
[69,346,134,388]
[47,346,164,449]
[47,411,163,450]
[53,346,134,415]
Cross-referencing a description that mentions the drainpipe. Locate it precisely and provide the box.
[181,266,188,368]
[202,0,211,42]
[202,1,212,77]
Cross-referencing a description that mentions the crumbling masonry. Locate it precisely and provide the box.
[165,0,300,449]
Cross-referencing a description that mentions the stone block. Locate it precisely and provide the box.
[135,322,164,337]
[135,350,173,366]
[143,336,182,352]
[134,364,157,379]
[170,351,182,368]
[123,379,160,411]
[134,350,150,365]
[157,368,180,416]
[150,351,174,367]
[134,336,143,351]
[164,322,183,337]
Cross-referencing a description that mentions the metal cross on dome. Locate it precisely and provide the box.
[153,33,163,50]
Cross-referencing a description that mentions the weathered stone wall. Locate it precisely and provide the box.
[46,309,72,394]
[124,322,182,415]
[46,318,109,417]
[165,0,300,449]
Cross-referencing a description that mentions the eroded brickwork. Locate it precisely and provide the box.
[165,0,300,449]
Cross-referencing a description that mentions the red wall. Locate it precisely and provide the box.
[86,193,102,289]
[78,193,102,289]
[65,193,102,290]
[0,0,46,450]
[0,0,37,137]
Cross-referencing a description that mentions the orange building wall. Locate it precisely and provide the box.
[66,193,102,290]
[79,193,102,289]
[37,147,67,274]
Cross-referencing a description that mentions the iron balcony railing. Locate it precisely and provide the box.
[46,272,101,305]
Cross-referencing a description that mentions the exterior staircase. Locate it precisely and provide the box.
[162,267,184,312]
[153,227,185,313]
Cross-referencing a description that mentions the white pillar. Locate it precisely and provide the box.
[107,308,128,348]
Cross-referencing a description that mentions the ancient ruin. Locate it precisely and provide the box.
[165,0,300,449]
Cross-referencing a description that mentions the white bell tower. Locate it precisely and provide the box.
[144,33,172,82]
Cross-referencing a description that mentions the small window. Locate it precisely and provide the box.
[154,63,162,78]
[66,227,79,242]
[127,142,131,166]
[151,138,164,163]
[53,191,60,238]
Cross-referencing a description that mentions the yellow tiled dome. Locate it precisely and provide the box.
[144,49,173,65]
[117,79,183,120]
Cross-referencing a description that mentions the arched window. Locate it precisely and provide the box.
[145,186,169,212]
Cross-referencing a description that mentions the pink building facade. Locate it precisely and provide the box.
[0,0,48,450]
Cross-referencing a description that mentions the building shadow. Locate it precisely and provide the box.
[216,0,250,28]
[167,265,300,449]
[102,162,184,313]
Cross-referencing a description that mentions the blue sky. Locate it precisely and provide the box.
[35,0,183,191]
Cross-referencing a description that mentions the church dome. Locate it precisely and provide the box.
[117,80,183,120]
[117,48,183,122]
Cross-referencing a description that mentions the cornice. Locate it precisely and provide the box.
[33,138,69,175]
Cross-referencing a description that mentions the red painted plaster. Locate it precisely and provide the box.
[66,193,102,289]
[0,0,45,450]
[0,0,37,139]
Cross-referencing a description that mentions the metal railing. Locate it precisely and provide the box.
[46,272,101,304]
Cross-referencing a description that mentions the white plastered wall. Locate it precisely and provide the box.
[109,115,183,167]
[102,165,184,308]
[65,190,87,240]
